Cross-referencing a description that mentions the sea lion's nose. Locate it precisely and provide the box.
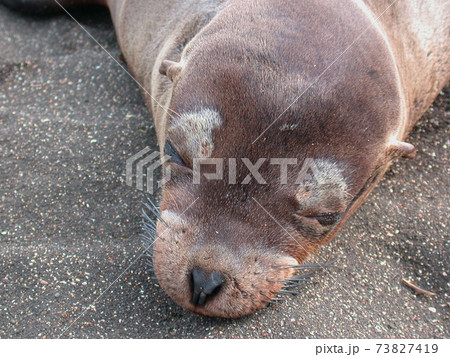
[190,267,225,307]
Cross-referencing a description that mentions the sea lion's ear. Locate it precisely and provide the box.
[159,60,183,81]
[388,140,417,159]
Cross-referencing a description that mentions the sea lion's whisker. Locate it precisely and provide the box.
[142,230,156,239]
[142,247,154,256]
[142,200,170,229]
[262,298,281,305]
[141,210,157,229]
[142,213,157,226]
[273,263,325,269]
[282,282,301,289]
[270,297,286,302]
[267,273,312,284]
[142,242,154,251]
[288,273,315,280]
[142,221,157,233]
[140,229,156,239]
[141,202,169,247]
[142,221,156,230]
[145,198,164,219]
[141,241,155,252]
[142,226,158,238]
[140,230,166,244]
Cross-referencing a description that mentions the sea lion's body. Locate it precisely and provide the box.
[3,0,449,317]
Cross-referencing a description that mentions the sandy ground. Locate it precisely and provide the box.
[0,5,448,338]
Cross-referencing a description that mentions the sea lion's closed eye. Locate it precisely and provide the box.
[164,140,187,168]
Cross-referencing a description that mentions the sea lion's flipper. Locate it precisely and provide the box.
[159,60,183,82]
[388,140,417,159]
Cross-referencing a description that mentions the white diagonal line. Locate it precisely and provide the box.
[252,197,365,305]
[251,0,400,145]
[53,0,179,122]
[57,197,199,338]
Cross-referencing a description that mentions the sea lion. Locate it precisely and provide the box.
[3,0,448,318]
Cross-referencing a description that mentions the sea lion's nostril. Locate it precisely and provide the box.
[190,267,225,307]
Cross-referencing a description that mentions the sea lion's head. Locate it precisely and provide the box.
[148,103,414,318]
[149,3,416,318]
[151,147,354,317]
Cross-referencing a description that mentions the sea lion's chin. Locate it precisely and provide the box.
[152,223,298,318]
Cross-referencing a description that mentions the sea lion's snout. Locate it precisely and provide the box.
[190,268,225,307]
[151,209,298,318]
